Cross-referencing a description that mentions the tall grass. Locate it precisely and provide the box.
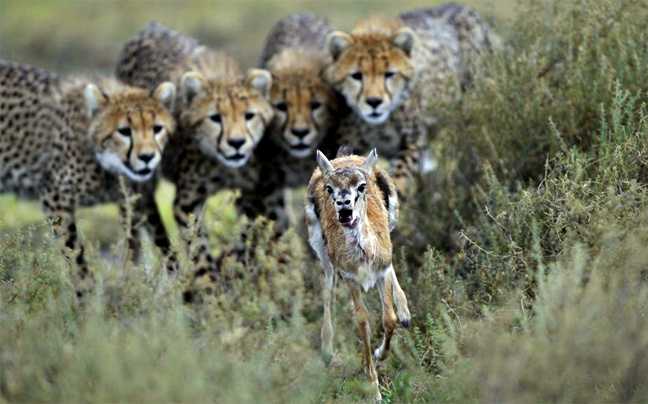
[3,0,648,402]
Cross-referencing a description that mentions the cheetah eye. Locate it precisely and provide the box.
[310,101,322,111]
[384,71,395,79]
[153,125,164,134]
[326,185,333,194]
[117,127,132,137]
[245,112,256,121]
[350,72,363,81]
[358,183,366,193]
[275,102,288,112]
[210,114,222,123]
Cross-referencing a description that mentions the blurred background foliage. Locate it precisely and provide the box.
[3,0,648,403]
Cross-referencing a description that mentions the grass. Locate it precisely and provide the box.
[3,0,648,402]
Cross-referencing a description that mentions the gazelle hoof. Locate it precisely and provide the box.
[401,319,411,329]
[321,350,333,367]
[373,347,387,361]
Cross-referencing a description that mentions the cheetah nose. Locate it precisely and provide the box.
[138,153,155,163]
[291,128,310,139]
[228,138,246,149]
[366,97,383,109]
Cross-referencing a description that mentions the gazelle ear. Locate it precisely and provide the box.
[391,27,415,56]
[327,31,353,61]
[362,148,378,173]
[316,150,333,176]
[152,81,176,111]
[245,68,272,98]
[84,84,108,118]
[181,71,207,104]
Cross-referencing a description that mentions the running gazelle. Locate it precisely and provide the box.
[304,146,411,402]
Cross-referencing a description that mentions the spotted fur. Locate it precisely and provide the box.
[325,4,496,199]
[115,22,274,287]
[0,61,176,289]
[232,14,342,236]
[180,14,343,299]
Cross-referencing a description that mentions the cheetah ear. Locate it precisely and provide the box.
[391,27,415,56]
[327,31,353,61]
[362,148,378,174]
[316,150,333,176]
[181,71,207,104]
[84,84,109,118]
[245,69,272,98]
[152,81,176,112]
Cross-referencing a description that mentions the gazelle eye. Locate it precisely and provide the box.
[275,102,288,112]
[384,71,395,79]
[358,183,366,193]
[245,112,255,121]
[117,128,132,137]
[210,114,222,123]
[326,185,333,194]
[350,72,362,81]
[153,125,163,134]
[310,101,322,110]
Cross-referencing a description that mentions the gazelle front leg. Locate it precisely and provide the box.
[348,280,381,402]
[320,268,335,366]
[374,270,398,361]
[389,266,411,329]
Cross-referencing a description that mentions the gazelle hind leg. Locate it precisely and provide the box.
[389,266,411,329]
[348,281,381,402]
[320,269,335,366]
[374,274,398,361]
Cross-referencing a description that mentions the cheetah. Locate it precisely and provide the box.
[235,13,342,233]
[324,3,497,199]
[115,22,274,286]
[402,3,501,88]
[0,61,176,288]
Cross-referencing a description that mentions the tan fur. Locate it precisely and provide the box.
[304,147,410,402]
[308,154,393,270]
[178,61,273,167]
[265,47,338,157]
[0,61,177,290]
[181,14,343,300]
[116,23,277,286]
[323,12,465,198]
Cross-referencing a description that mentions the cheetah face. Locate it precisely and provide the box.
[180,69,274,169]
[270,71,336,159]
[324,28,416,125]
[85,82,176,182]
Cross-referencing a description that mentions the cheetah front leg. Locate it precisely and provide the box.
[391,119,427,200]
[119,199,145,264]
[40,188,90,296]
[173,180,220,301]
[120,193,178,274]
[236,184,289,236]
[142,196,178,274]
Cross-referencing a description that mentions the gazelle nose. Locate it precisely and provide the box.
[366,97,383,108]
[291,128,309,139]
[336,199,351,206]
[228,138,245,149]
[138,153,155,163]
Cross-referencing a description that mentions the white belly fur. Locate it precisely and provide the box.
[340,265,389,292]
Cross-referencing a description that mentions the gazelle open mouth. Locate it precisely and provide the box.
[339,209,354,225]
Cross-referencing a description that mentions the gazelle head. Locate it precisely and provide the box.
[316,148,378,228]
